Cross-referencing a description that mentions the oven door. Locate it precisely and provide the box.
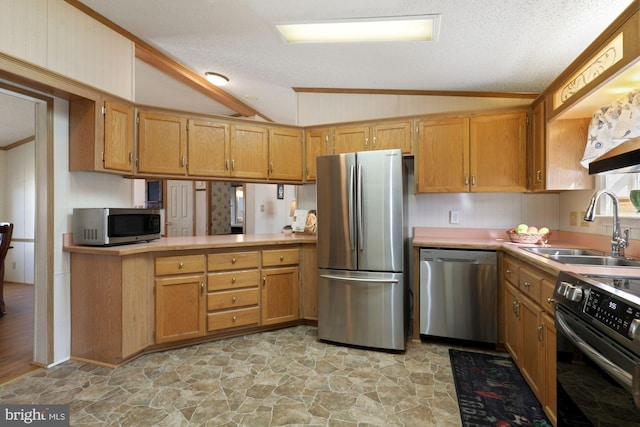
[555,306,640,426]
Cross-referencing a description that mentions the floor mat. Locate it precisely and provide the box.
[449,349,552,427]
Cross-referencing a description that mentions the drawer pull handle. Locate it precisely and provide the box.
[280,255,284,261]
[262,276,266,287]
[232,257,237,264]
[232,316,237,322]
[232,297,237,303]
[178,262,184,269]
[200,282,204,295]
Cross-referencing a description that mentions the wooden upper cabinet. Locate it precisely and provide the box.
[470,111,527,192]
[333,125,369,154]
[416,116,470,193]
[530,98,593,192]
[530,100,546,191]
[69,97,135,174]
[304,128,330,181]
[187,119,230,177]
[103,101,135,172]
[137,111,187,175]
[230,124,268,179]
[372,120,413,153]
[268,127,303,181]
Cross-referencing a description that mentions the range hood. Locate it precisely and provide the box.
[589,137,640,174]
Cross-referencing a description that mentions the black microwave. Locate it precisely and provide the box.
[72,208,161,246]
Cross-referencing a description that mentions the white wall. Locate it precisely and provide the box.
[3,139,35,284]
[245,183,296,234]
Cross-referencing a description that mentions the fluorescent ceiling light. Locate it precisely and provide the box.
[275,16,439,43]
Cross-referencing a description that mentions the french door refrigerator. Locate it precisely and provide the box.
[317,149,406,351]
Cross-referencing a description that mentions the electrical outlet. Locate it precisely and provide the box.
[450,210,460,224]
[260,204,265,212]
[569,211,578,227]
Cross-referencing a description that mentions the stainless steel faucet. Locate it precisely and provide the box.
[584,189,629,257]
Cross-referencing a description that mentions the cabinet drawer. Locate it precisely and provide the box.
[208,270,259,291]
[262,248,299,267]
[207,306,259,331]
[519,266,542,304]
[503,257,519,286]
[208,251,259,271]
[155,254,205,276]
[208,288,259,311]
[540,278,556,314]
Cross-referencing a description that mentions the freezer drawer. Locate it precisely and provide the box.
[318,269,405,351]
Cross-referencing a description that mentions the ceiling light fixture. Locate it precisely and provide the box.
[275,15,439,43]
[205,72,229,86]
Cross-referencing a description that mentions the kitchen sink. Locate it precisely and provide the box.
[524,247,605,257]
[523,247,640,267]
[546,255,640,267]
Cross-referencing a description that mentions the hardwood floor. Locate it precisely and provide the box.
[0,283,38,384]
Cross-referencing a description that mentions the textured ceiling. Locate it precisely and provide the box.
[75,0,635,124]
[0,0,636,147]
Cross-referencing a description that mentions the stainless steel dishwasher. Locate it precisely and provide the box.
[419,248,497,344]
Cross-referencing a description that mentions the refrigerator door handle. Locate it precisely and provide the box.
[356,163,364,251]
[348,164,356,251]
[320,274,399,284]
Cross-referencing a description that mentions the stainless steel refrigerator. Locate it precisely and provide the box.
[317,149,406,351]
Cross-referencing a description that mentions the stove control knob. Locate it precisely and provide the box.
[557,282,571,297]
[566,285,584,303]
[630,319,640,341]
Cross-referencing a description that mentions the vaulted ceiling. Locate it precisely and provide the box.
[0,0,636,147]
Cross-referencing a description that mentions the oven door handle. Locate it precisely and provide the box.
[556,310,633,391]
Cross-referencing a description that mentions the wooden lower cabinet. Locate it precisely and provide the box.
[206,250,260,331]
[502,253,557,425]
[68,242,315,366]
[261,248,300,325]
[154,254,206,344]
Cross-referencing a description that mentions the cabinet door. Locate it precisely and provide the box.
[230,124,268,179]
[372,120,413,154]
[470,111,527,192]
[542,313,557,425]
[261,266,299,325]
[333,125,369,154]
[268,128,303,181]
[304,128,330,181]
[504,283,522,364]
[103,100,135,173]
[530,101,546,191]
[137,111,187,175]
[187,119,229,177]
[155,274,205,344]
[520,294,544,400]
[416,117,469,193]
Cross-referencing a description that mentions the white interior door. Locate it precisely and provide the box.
[166,180,194,236]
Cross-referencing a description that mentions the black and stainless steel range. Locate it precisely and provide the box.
[554,271,640,426]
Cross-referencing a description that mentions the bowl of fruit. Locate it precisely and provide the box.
[507,224,550,244]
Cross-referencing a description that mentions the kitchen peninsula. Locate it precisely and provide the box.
[63,233,317,367]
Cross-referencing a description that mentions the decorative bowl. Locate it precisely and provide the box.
[506,229,550,244]
[630,190,640,211]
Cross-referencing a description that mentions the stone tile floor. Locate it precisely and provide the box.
[0,326,466,426]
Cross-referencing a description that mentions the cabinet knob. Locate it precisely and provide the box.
[262,275,266,287]
[232,257,237,264]
[232,277,236,283]
[231,297,237,303]
[537,324,544,342]
[232,316,237,322]
[200,282,204,295]
[178,262,184,269]
[280,255,284,261]
[546,297,556,305]
[506,269,512,275]
[523,281,530,288]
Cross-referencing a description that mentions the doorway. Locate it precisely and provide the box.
[0,84,51,382]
